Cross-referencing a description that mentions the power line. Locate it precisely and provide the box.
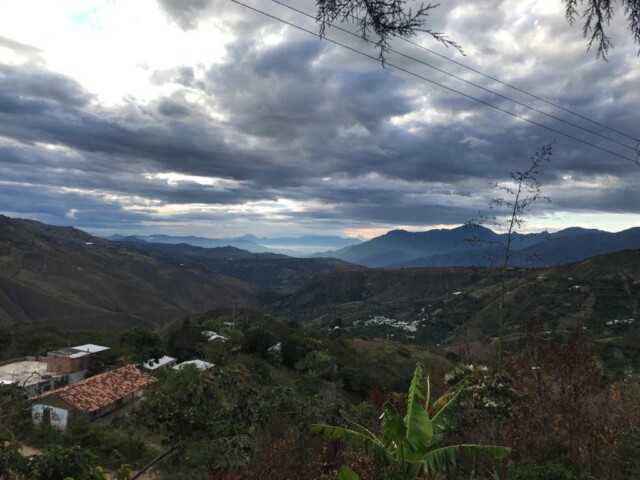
[270,0,637,153]
[227,0,639,165]
[395,36,640,144]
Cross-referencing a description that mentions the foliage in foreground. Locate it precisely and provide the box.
[312,364,509,479]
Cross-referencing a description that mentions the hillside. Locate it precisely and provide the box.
[116,240,363,290]
[278,249,640,362]
[0,216,258,330]
[276,266,504,342]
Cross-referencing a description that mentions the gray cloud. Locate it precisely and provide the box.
[1,0,639,239]
[156,0,216,29]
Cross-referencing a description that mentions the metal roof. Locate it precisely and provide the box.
[72,344,111,354]
[172,360,215,371]
[142,355,177,370]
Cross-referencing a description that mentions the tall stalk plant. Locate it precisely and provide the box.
[471,143,553,374]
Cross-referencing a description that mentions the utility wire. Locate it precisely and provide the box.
[271,0,637,153]
[227,0,639,165]
[395,36,640,144]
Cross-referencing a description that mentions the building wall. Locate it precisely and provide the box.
[46,354,87,374]
[32,404,69,429]
[68,370,87,385]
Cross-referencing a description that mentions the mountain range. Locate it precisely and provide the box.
[115,239,361,290]
[3,214,640,348]
[107,233,361,257]
[0,216,359,330]
[313,224,640,268]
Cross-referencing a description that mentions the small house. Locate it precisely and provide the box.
[31,364,157,429]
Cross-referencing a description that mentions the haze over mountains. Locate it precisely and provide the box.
[115,239,362,290]
[108,233,362,257]
[313,224,640,268]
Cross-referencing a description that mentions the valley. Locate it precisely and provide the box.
[2,215,640,479]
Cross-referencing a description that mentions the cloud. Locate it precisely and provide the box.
[156,0,216,29]
[0,0,639,238]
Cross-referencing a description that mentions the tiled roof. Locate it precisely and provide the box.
[45,365,157,413]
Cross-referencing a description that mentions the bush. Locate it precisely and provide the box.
[511,463,575,480]
[242,326,275,358]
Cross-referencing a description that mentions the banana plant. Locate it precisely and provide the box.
[311,364,509,479]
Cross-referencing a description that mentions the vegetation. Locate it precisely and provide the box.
[316,0,463,60]
[312,364,509,479]
[2,290,640,479]
[471,143,553,374]
[316,0,640,59]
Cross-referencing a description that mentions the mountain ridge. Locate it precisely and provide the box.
[0,215,259,330]
[313,224,640,268]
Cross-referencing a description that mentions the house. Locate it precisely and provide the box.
[31,364,157,429]
[172,360,215,372]
[142,355,177,371]
[0,344,111,397]
[45,344,111,384]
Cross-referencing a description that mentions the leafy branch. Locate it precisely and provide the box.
[316,0,463,62]
[563,0,640,59]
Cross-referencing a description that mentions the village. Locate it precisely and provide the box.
[0,337,219,431]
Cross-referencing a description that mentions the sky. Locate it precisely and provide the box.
[0,0,639,239]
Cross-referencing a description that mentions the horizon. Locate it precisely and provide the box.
[4,212,638,242]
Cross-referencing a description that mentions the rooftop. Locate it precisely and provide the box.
[73,344,110,354]
[49,344,110,358]
[142,355,176,370]
[0,361,56,387]
[49,348,91,359]
[172,360,215,371]
[41,364,157,413]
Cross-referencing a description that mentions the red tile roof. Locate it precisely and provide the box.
[44,365,157,413]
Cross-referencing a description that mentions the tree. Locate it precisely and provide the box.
[17,446,107,480]
[120,327,164,365]
[316,0,640,59]
[138,366,224,448]
[311,364,509,479]
[166,318,208,361]
[0,428,22,480]
[316,0,462,60]
[135,366,258,477]
[562,0,640,59]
